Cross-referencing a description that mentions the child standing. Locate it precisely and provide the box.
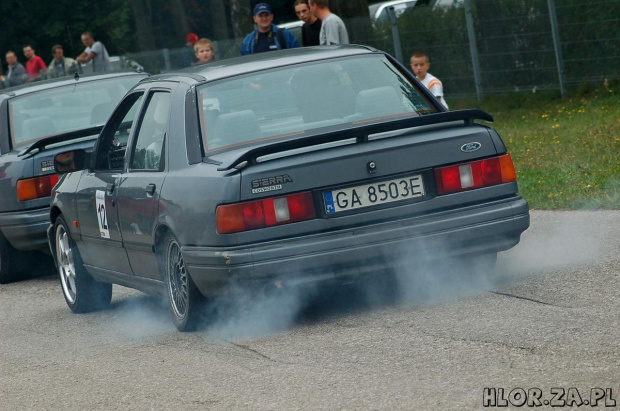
[410,51,448,109]
[194,38,215,65]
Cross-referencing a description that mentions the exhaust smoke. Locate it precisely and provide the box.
[111,211,609,340]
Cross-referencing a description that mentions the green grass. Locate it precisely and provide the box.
[453,84,620,210]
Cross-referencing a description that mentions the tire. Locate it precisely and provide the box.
[0,232,32,284]
[54,215,112,313]
[163,232,203,332]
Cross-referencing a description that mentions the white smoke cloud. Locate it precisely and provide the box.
[108,211,614,341]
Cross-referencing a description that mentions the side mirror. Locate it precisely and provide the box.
[54,149,88,174]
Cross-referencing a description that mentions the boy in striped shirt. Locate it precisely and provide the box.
[410,51,448,109]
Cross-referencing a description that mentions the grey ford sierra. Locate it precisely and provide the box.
[48,45,529,331]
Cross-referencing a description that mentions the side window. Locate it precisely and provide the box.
[375,8,389,26]
[130,91,171,171]
[95,93,144,170]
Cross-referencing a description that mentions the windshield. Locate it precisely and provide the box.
[198,55,436,152]
[8,76,143,147]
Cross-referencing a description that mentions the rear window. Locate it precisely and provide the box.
[8,75,144,147]
[198,55,436,152]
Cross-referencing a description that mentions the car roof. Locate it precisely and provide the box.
[278,20,304,30]
[0,71,147,97]
[369,0,417,18]
[146,45,379,85]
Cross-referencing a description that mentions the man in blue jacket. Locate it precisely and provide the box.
[241,3,299,55]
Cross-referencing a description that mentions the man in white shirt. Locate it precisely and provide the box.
[309,0,349,45]
[410,51,448,109]
[76,32,111,73]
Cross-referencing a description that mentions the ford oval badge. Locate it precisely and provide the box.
[461,142,482,153]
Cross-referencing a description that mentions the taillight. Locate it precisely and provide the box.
[16,174,59,201]
[434,154,516,195]
[216,191,316,234]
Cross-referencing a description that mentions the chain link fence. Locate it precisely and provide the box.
[74,0,618,102]
[381,0,620,100]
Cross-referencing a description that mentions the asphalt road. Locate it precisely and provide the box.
[1,210,619,411]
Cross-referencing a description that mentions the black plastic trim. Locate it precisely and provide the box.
[17,125,103,158]
[215,109,493,171]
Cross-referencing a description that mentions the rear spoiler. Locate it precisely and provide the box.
[215,109,493,171]
[17,125,103,158]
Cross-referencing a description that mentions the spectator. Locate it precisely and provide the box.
[241,3,299,55]
[410,51,448,109]
[0,51,27,88]
[76,32,111,72]
[295,0,322,47]
[308,0,349,45]
[182,33,199,68]
[47,45,78,78]
[194,38,215,65]
[23,45,47,81]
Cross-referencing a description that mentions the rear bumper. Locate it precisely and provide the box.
[183,196,530,296]
[0,207,50,251]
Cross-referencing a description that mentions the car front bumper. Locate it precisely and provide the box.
[0,207,50,251]
[182,196,530,296]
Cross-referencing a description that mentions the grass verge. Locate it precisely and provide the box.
[454,85,619,210]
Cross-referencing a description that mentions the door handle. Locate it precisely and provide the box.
[106,182,115,193]
[146,184,156,195]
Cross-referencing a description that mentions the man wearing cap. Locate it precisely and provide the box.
[241,3,299,55]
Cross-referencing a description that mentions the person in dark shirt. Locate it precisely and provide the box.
[182,33,198,68]
[0,51,27,88]
[294,0,322,46]
[241,3,299,55]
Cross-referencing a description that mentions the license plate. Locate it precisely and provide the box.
[323,174,425,214]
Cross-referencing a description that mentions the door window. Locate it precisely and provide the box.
[130,91,171,171]
[95,93,144,171]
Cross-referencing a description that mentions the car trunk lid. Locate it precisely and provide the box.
[236,122,499,206]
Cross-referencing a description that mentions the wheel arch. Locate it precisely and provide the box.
[153,223,201,285]
[50,205,62,224]
[48,206,63,261]
[153,223,171,274]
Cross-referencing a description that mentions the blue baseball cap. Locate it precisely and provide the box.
[253,3,272,15]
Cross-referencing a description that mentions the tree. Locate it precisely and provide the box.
[230,0,253,39]
[0,0,134,66]
[130,0,157,53]
[331,0,375,46]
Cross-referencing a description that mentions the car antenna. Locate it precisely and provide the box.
[67,24,80,80]
[66,24,76,57]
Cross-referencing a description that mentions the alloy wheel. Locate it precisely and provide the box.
[56,224,77,303]
[167,240,188,319]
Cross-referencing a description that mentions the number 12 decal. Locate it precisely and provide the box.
[95,190,110,238]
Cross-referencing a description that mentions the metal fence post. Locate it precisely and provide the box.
[464,0,483,100]
[386,6,404,64]
[547,0,567,97]
[163,48,171,72]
